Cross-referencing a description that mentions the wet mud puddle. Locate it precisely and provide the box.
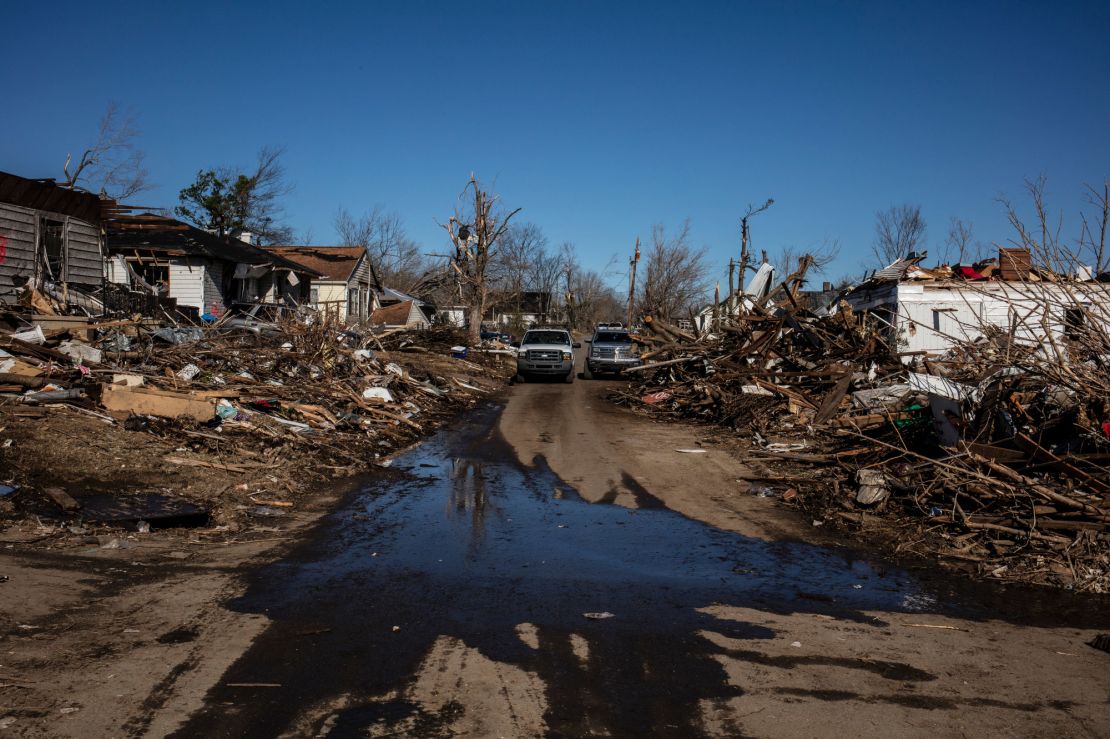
[173,404,1101,737]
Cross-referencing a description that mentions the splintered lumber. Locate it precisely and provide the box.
[623,356,700,374]
[813,373,852,424]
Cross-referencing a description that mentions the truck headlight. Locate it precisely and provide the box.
[591,348,600,357]
[562,351,572,361]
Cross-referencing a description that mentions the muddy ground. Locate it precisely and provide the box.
[0,359,1108,737]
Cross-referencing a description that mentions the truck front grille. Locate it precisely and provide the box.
[527,349,561,362]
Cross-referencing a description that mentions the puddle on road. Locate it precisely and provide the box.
[174,403,1108,738]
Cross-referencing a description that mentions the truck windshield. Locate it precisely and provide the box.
[593,332,630,343]
[523,331,569,345]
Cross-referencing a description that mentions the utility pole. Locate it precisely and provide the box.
[627,237,640,327]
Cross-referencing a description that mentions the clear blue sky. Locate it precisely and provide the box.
[4,0,1109,288]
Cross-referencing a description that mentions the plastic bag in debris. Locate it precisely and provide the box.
[362,387,394,403]
[12,326,45,345]
[99,332,133,352]
[384,362,405,377]
[353,349,375,362]
[152,327,204,345]
[215,400,239,420]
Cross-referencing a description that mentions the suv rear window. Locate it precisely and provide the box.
[593,331,630,343]
[522,331,569,345]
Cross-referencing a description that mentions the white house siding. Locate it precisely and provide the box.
[847,281,1104,357]
[406,301,430,328]
[107,255,130,284]
[168,260,206,311]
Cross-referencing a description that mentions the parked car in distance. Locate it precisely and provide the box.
[596,321,624,330]
[516,328,579,383]
[585,327,641,377]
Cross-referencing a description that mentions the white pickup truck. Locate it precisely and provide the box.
[515,328,579,383]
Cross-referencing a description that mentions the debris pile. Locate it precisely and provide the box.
[616,282,1109,591]
[0,312,511,536]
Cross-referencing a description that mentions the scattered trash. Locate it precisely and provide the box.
[674,449,706,454]
[176,363,202,381]
[362,387,394,403]
[583,612,615,620]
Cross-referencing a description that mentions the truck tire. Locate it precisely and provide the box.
[565,369,575,384]
[582,363,593,380]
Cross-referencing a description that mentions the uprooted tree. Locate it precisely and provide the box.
[441,175,521,344]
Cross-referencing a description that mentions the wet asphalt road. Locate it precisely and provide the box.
[170,397,1108,737]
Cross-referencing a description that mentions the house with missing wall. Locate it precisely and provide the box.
[261,246,378,323]
[0,171,108,309]
[105,213,320,318]
[843,249,1110,357]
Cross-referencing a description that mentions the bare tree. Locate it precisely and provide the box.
[1079,180,1109,274]
[998,175,1110,276]
[62,101,151,199]
[943,217,978,264]
[440,175,521,344]
[767,238,840,286]
[335,206,427,290]
[872,204,927,265]
[493,222,547,306]
[638,220,711,319]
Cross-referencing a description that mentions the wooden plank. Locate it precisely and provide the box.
[99,383,215,421]
[813,373,852,424]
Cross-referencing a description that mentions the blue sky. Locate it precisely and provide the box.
[4,0,1109,288]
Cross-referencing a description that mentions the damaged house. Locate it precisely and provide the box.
[369,287,435,329]
[0,170,109,310]
[844,249,1110,357]
[104,214,320,319]
[261,246,378,323]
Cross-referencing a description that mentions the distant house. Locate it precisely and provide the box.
[262,246,377,323]
[0,171,108,307]
[105,213,320,317]
[490,291,554,327]
[843,250,1110,357]
[368,299,431,329]
[436,305,468,327]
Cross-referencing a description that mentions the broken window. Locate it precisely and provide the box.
[40,218,65,280]
[136,264,169,295]
[1065,307,1085,340]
